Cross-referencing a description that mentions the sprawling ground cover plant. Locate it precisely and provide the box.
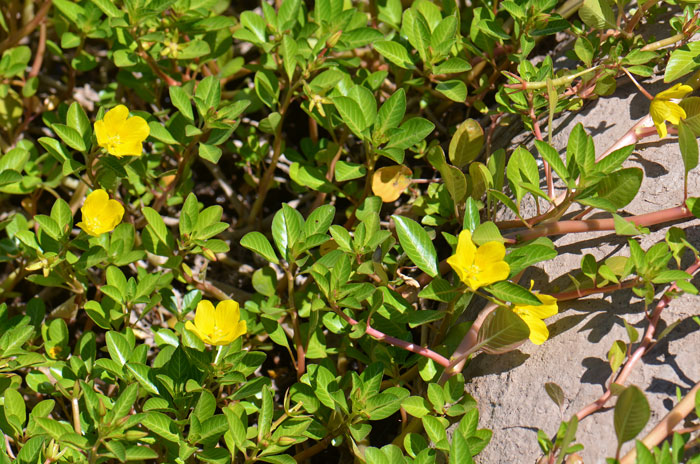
[0,0,699,462]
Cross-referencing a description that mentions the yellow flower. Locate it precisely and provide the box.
[649,84,693,139]
[185,299,247,346]
[512,293,558,345]
[447,230,510,291]
[77,189,124,236]
[94,104,150,157]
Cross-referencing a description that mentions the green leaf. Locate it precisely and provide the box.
[433,57,471,74]
[142,411,180,442]
[348,85,377,129]
[90,0,123,17]
[449,119,483,168]
[678,121,699,175]
[651,269,692,284]
[544,382,565,410]
[51,198,73,235]
[258,385,274,441]
[105,331,131,366]
[401,396,431,418]
[254,70,279,109]
[148,121,179,144]
[240,11,266,42]
[436,80,467,102]
[579,0,615,30]
[199,143,222,164]
[613,213,649,236]
[333,95,367,138]
[680,97,700,135]
[634,440,655,464]
[391,215,438,277]
[195,75,220,113]
[180,193,198,237]
[305,205,335,237]
[67,102,90,140]
[487,281,542,305]
[463,197,480,232]
[477,306,530,354]
[664,42,700,83]
[109,383,139,422]
[52,124,86,152]
[375,89,406,139]
[607,340,626,373]
[0,170,21,185]
[179,40,210,60]
[142,207,169,246]
[169,86,193,121]
[596,167,643,210]
[387,117,434,149]
[614,385,650,445]
[4,388,25,428]
[535,140,569,185]
[125,363,160,395]
[35,215,62,241]
[271,204,304,262]
[374,40,414,69]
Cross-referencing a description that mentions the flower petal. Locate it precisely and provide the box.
[455,230,477,264]
[185,320,210,344]
[663,102,686,126]
[654,120,668,139]
[194,300,216,335]
[479,261,510,287]
[94,120,110,147]
[516,312,550,345]
[95,199,124,233]
[113,141,143,157]
[103,104,129,127]
[656,83,693,100]
[474,241,506,268]
[121,115,150,143]
[448,230,477,285]
[215,300,240,332]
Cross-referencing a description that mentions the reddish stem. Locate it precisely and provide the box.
[334,307,450,367]
[510,205,693,242]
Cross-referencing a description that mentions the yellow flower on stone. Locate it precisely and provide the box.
[94,104,150,157]
[77,189,124,236]
[512,293,558,345]
[447,230,510,292]
[649,83,693,139]
[185,299,247,346]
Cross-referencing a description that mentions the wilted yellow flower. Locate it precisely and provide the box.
[512,292,558,345]
[77,189,124,236]
[649,83,693,139]
[94,104,150,157]
[447,230,510,292]
[185,299,247,346]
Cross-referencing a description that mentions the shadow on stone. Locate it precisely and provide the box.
[580,357,611,388]
[465,350,531,378]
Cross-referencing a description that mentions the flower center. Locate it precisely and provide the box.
[106,134,122,153]
[465,264,481,278]
[206,325,227,341]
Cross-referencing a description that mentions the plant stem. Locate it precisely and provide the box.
[247,83,298,226]
[332,306,450,367]
[509,205,693,242]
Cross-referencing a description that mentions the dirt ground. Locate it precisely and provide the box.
[460,72,700,463]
